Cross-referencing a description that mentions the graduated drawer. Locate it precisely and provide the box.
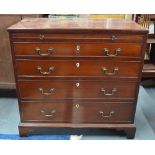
[20,101,134,123]
[18,80,137,100]
[14,42,142,58]
[16,60,141,78]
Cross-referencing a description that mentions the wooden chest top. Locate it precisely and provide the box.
[8,18,148,33]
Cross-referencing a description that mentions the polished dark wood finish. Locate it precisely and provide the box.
[14,42,142,58]
[20,101,134,123]
[16,60,141,78]
[18,80,137,100]
[8,18,148,138]
[8,18,147,32]
[12,34,144,44]
[18,122,136,138]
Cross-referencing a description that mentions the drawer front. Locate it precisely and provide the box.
[20,102,70,122]
[20,101,134,123]
[12,33,143,43]
[16,60,141,78]
[18,80,137,100]
[75,102,134,123]
[14,42,142,58]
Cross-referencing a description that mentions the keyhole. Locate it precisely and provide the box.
[76,45,80,53]
[75,104,80,109]
[76,62,80,68]
[76,82,80,88]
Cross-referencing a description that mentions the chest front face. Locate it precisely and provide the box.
[8,18,148,138]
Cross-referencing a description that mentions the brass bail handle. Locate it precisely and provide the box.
[103,48,122,57]
[38,88,55,96]
[40,109,56,117]
[37,66,54,75]
[102,67,119,75]
[35,47,54,56]
[100,88,117,96]
[99,110,115,118]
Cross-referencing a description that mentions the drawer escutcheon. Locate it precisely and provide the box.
[76,62,80,68]
[76,45,80,53]
[76,82,80,88]
[75,104,80,109]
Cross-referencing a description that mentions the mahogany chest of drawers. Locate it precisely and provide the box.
[8,18,148,138]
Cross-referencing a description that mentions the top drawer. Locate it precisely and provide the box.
[13,42,142,58]
[11,33,144,43]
